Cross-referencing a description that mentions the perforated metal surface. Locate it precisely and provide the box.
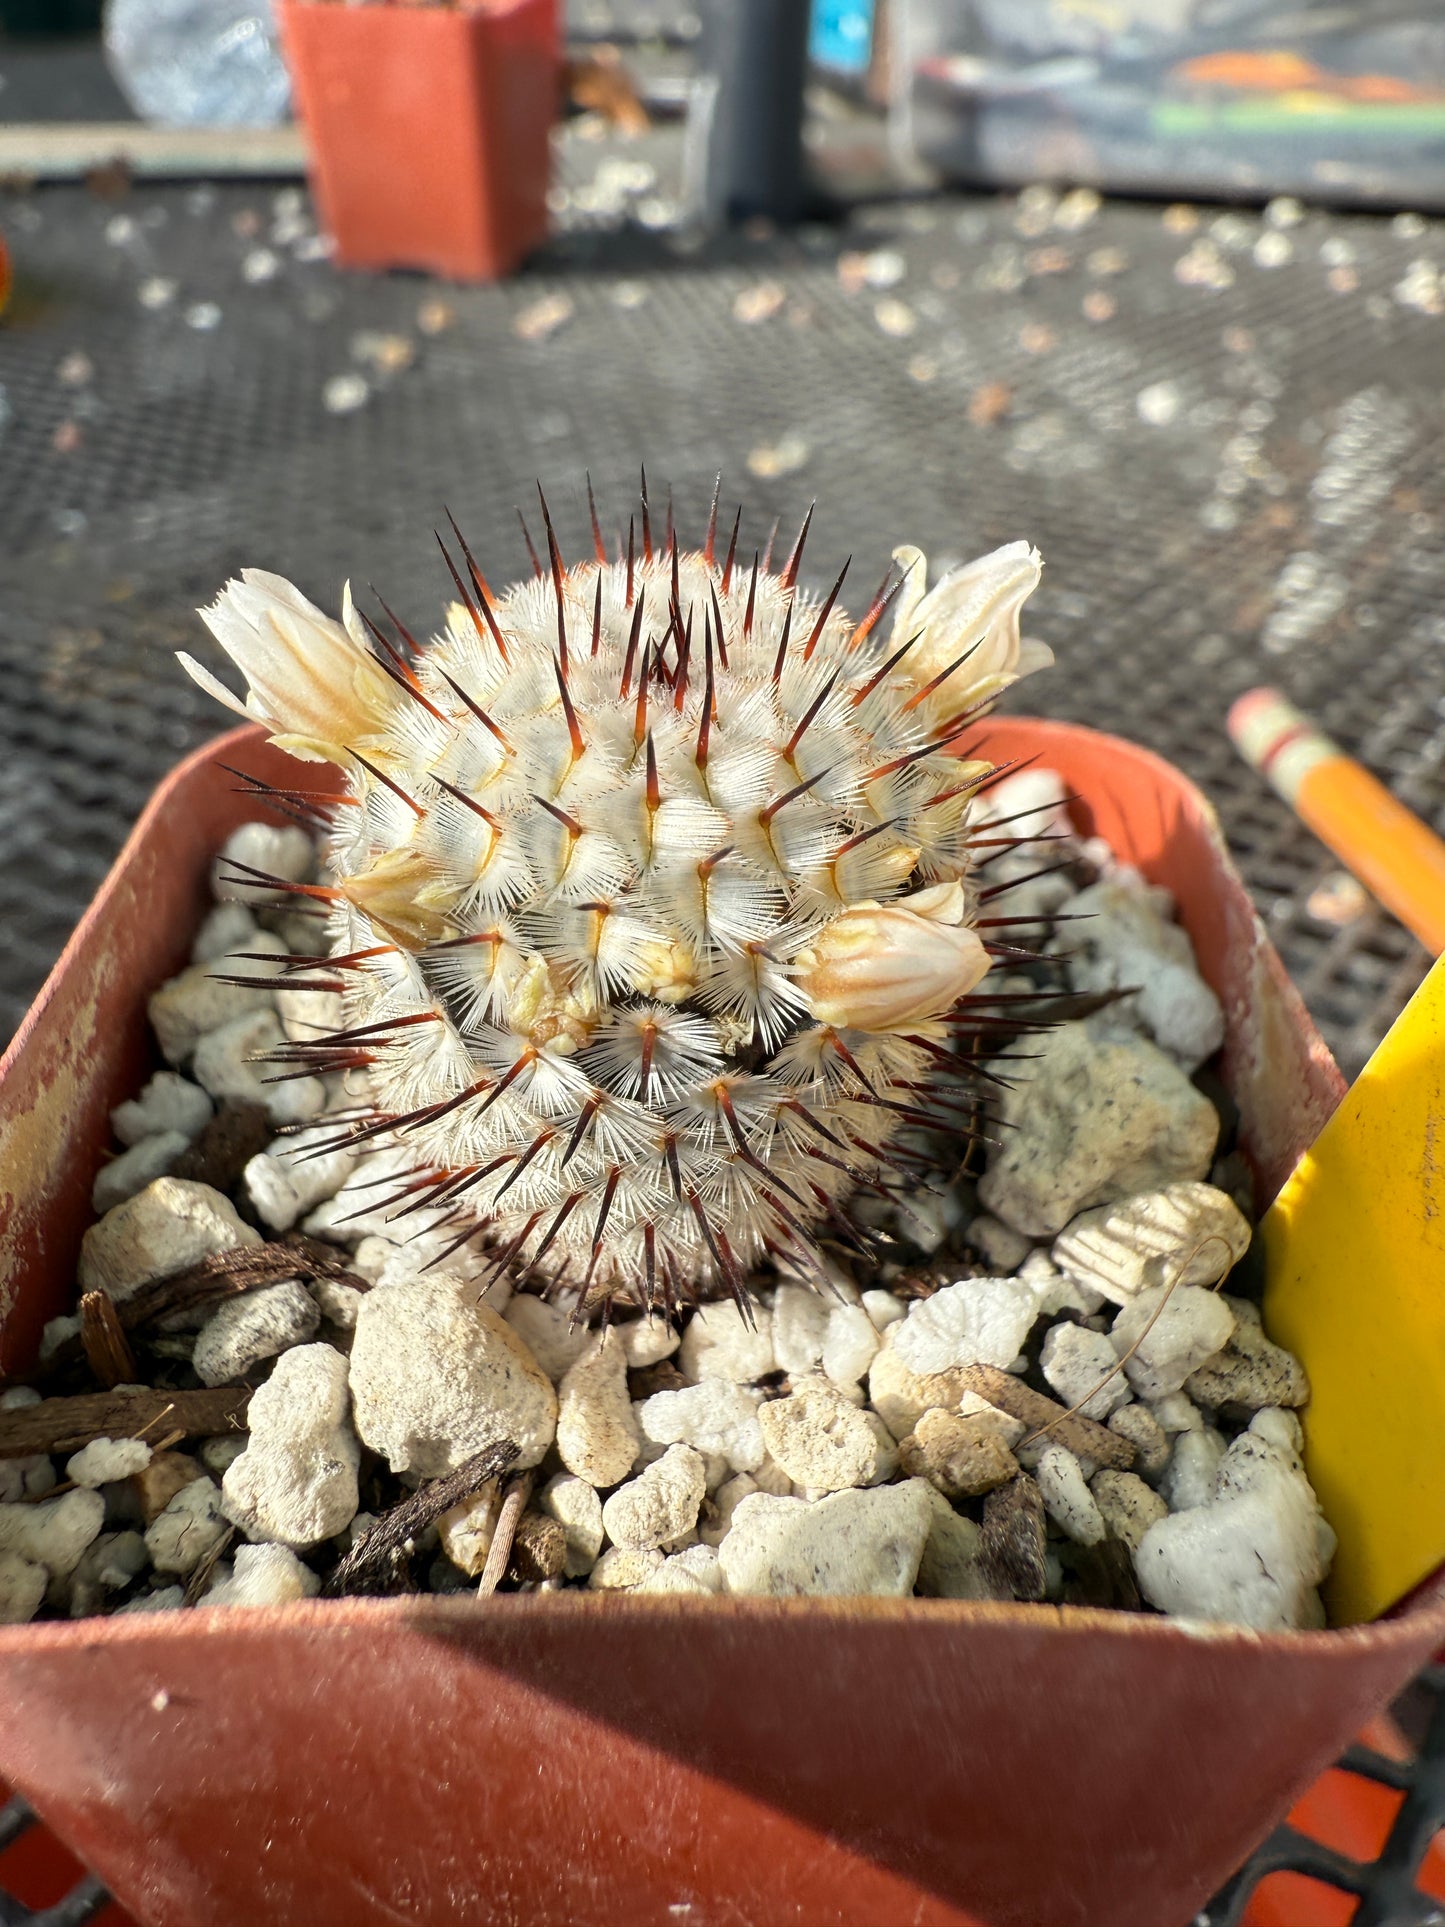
[2,177,1439,1074]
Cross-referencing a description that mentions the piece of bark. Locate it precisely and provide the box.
[982,1474,1048,1602]
[183,1524,236,1606]
[0,1387,249,1458]
[954,1364,1135,1471]
[324,1441,520,1599]
[79,1291,138,1389]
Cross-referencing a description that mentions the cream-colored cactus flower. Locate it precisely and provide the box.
[891,540,1051,722]
[178,570,398,765]
[792,881,990,1032]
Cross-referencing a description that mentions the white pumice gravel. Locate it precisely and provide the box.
[601,1444,708,1550]
[111,1071,214,1148]
[977,1023,1219,1238]
[192,1279,322,1387]
[205,1542,320,1608]
[221,1344,360,1547]
[17,805,1332,1630]
[678,1300,775,1383]
[1052,1182,1251,1306]
[556,1332,639,1488]
[80,1177,261,1301]
[91,1132,192,1214]
[146,1477,228,1577]
[349,1275,557,1477]
[1110,1285,1235,1399]
[212,821,316,903]
[65,1438,152,1488]
[147,934,279,1064]
[889,1276,1040,1375]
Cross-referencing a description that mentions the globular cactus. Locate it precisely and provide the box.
[180,482,1049,1313]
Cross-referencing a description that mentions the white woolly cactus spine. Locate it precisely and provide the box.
[180,482,1049,1313]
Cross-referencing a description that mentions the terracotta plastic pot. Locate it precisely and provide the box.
[276,0,557,281]
[1,719,1441,1927]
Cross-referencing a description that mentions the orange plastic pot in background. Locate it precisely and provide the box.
[0,719,1441,1927]
[276,0,557,281]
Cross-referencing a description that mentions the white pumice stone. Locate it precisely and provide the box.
[193,1007,325,1124]
[192,900,259,965]
[1162,1426,1228,1511]
[199,1435,248,1477]
[538,1473,605,1577]
[146,1477,229,1576]
[821,1302,881,1387]
[192,1280,321,1387]
[636,1383,765,1474]
[1149,1390,1204,1433]
[1033,1442,1107,1545]
[718,1480,935,1597]
[1039,1322,1132,1420]
[111,1071,214,1149]
[307,1275,366,1331]
[601,1444,708,1550]
[861,1289,906,1334]
[114,1586,186,1614]
[65,1439,153,1488]
[977,1024,1219,1238]
[586,1546,665,1592]
[0,1489,105,1578]
[274,983,345,1044]
[1107,1403,1171,1483]
[80,1176,261,1302]
[758,1379,882,1492]
[39,1318,80,1363]
[0,1455,55,1505]
[890,1276,1039,1375]
[1057,874,1225,1069]
[1051,1183,1251,1306]
[968,1214,1033,1272]
[211,821,316,904]
[92,1132,191,1214]
[347,1236,398,1284]
[1090,1469,1169,1553]
[772,1285,831,1374]
[915,1485,998,1599]
[147,933,278,1064]
[243,1127,358,1233]
[636,1543,724,1594]
[502,1294,592,1385]
[1111,1285,1235,1399]
[349,1274,556,1476]
[618,1318,681,1368]
[68,1531,150,1617]
[0,1551,48,1624]
[556,1332,639,1488]
[204,1541,320,1608]
[436,1483,504,1578]
[679,1300,775,1383]
[1186,1297,1309,1412]
[222,1345,360,1547]
[1135,1428,1333,1630]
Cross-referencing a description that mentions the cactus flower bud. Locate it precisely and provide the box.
[794,881,991,1032]
[179,571,396,765]
[892,541,1050,719]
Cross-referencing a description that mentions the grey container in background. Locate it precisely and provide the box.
[696,0,812,224]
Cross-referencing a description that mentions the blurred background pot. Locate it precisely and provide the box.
[0,719,1440,1927]
[275,0,557,281]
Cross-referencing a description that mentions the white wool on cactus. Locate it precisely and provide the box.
[179,484,1048,1311]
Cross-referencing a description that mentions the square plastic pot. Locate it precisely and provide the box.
[276,0,557,281]
[0,719,1441,1927]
